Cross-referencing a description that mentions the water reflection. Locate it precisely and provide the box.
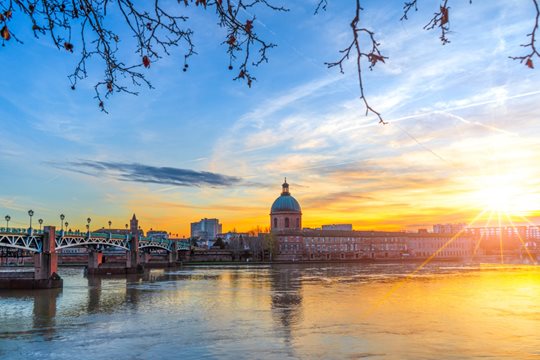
[270,266,303,331]
[32,288,62,341]
[0,264,538,359]
[0,287,62,341]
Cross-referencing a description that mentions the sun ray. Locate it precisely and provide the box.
[363,209,488,317]
[497,211,504,264]
[504,212,536,264]
[472,209,495,259]
[516,214,539,227]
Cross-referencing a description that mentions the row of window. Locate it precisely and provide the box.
[273,217,300,228]
[414,241,467,249]
[279,244,409,252]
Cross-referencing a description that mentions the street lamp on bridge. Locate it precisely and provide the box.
[108,220,112,231]
[38,218,43,231]
[87,218,91,233]
[28,210,34,231]
[60,214,65,231]
[5,215,10,230]
[65,222,69,232]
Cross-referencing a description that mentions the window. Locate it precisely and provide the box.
[274,218,278,228]
[285,218,290,228]
[296,218,299,228]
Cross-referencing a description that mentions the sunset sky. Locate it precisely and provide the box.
[1,1,540,236]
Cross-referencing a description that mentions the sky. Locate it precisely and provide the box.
[1,0,540,236]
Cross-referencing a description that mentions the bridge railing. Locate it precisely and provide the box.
[0,227,44,235]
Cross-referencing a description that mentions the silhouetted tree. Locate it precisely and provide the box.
[0,0,538,120]
[263,232,277,261]
[213,237,225,249]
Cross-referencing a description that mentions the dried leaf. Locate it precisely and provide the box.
[245,20,253,35]
[143,55,151,68]
[526,58,534,69]
[440,6,449,26]
[1,26,10,41]
[64,42,74,52]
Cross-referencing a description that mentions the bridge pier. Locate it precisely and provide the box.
[125,232,143,274]
[140,252,150,265]
[88,251,103,270]
[168,242,178,266]
[34,226,59,281]
[0,226,62,289]
[125,213,142,273]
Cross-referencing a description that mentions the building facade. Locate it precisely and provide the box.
[322,224,353,231]
[269,180,475,261]
[274,229,473,261]
[191,218,223,241]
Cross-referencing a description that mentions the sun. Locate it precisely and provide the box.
[471,174,538,215]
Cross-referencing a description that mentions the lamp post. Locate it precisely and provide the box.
[5,215,10,230]
[87,217,91,234]
[60,214,65,231]
[108,220,112,231]
[28,210,34,230]
[65,222,69,232]
[38,218,43,231]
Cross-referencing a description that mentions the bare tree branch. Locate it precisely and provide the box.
[0,0,285,110]
[0,0,538,121]
[510,0,539,69]
[314,0,327,15]
[325,0,387,124]
[423,0,451,45]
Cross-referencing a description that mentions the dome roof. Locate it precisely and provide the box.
[271,194,301,213]
[271,178,301,213]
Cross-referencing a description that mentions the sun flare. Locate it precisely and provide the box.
[471,174,539,215]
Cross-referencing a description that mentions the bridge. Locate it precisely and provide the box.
[0,215,190,289]
[0,227,188,253]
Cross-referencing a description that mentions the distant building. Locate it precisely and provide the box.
[216,232,249,244]
[433,223,466,234]
[94,214,143,236]
[191,218,222,242]
[322,224,353,231]
[268,180,475,261]
[147,230,169,240]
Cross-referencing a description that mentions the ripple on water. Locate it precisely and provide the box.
[0,264,539,359]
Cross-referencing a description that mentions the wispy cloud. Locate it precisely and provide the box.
[54,160,243,188]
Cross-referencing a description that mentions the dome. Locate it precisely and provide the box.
[271,195,301,213]
[270,178,301,213]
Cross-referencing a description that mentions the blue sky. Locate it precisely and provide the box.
[1,0,540,235]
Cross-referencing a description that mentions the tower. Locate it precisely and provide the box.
[270,178,302,232]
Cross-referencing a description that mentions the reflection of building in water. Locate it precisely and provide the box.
[269,266,303,349]
[270,180,474,261]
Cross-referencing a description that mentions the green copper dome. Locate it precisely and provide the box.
[270,179,301,213]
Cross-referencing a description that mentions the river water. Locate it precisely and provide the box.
[0,263,539,359]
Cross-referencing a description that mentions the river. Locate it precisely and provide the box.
[0,263,539,359]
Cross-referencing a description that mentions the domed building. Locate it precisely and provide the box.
[270,179,302,231]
